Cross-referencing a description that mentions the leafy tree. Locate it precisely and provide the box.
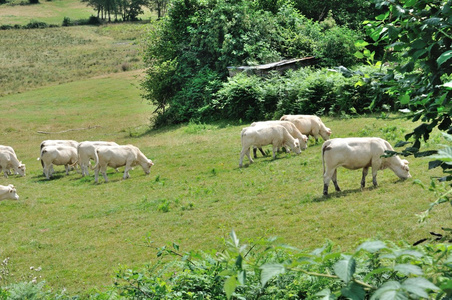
[358,0,452,211]
[141,0,361,125]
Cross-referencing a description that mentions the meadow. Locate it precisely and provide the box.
[0,4,450,295]
[0,0,153,25]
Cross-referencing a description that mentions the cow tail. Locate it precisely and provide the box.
[92,149,99,170]
[322,141,332,175]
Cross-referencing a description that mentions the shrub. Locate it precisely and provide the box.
[62,16,71,27]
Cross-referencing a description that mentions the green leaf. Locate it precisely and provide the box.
[370,281,408,300]
[341,282,366,300]
[402,277,439,298]
[437,50,452,67]
[333,255,356,283]
[224,276,238,300]
[355,40,370,48]
[230,230,239,247]
[316,288,337,300]
[399,94,410,105]
[394,264,423,276]
[354,51,364,59]
[356,240,387,253]
[259,263,285,286]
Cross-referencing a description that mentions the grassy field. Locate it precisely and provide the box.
[0,0,153,25]
[0,72,450,294]
[0,24,148,97]
[0,3,450,295]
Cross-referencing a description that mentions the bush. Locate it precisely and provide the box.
[62,16,71,27]
[24,20,48,29]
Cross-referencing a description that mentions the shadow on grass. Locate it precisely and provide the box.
[312,186,378,202]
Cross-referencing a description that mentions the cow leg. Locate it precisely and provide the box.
[65,164,70,175]
[272,145,278,159]
[332,169,341,192]
[239,147,253,167]
[43,164,51,180]
[94,167,100,183]
[361,167,369,189]
[372,168,378,187]
[323,168,337,195]
[101,165,109,182]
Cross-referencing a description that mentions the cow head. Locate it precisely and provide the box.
[300,134,308,150]
[292,138,302,155]
[395,159,411,179]
[17,163,26,176]
[3,185,19,200]
[143,159,154,175]
[320,127,332,141]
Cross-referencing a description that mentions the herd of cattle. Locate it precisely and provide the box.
[0,114,412,201]
[0,141,155,200]
[239,114,411,195]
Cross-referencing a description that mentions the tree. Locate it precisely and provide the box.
[359,0,452,211]
[147,0,168,19]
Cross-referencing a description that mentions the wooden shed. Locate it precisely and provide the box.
[227,56,319,77]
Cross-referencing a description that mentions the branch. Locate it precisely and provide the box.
[37,125,101,134]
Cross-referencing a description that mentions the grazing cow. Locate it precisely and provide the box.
[40,145,78,179]
[77,141,119,176]
[322,137,411,195]
[250,120,308,158]
[0,150,26,178]
[0,184,19,201]
[40,140,79,173]
[280,115,332,142]
[239,125,302,167]
[93,145,154,183]
[0,145,18,175]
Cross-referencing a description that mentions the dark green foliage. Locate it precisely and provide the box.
[212,66,394,122]
[142,0,363,125]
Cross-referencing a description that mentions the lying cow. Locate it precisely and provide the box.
[280,115,332,143]
[93,144,154,183]
[0,150,26,178]
[239,124,302,167]
[250,121,308,158]
[322,137,411,195]
[77,141,119,176]
[40,145,78,179]
[0,184,19,201]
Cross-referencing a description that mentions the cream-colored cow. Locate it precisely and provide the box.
[40,145,78,179]
[93,145,154,183]
[77,141,119,176]
[322,137,411,195]
[239,124,302,167]
[280,115,332,142]
[0,184,19,201]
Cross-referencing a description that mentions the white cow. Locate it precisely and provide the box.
[0,145,18,175]
[280,115,332,142]
[93,145,154,183]
[40,140,79,174]
[0,184,19,201]
[0,150,26,178]
[40,145,78,179]
[239,124,302,167]
[322,137,411,195]
[250,120,308,158]
[77,141,119,176]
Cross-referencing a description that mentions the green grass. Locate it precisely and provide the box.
[0,0,154,25]
[0,6,450,295]
[0,24,147,97]
[0,73,450,294]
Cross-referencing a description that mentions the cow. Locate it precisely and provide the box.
[239,124,302,167]
[280,115,332,143]
[0,145,18,175]
[93,145,154,183]
[0,184,19,201]
[0,150,26,178]
[322,137,411,195]
[40,145,78,179]
[250,120,308,158]
[39,140,79,174]
[77,141,119,176]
